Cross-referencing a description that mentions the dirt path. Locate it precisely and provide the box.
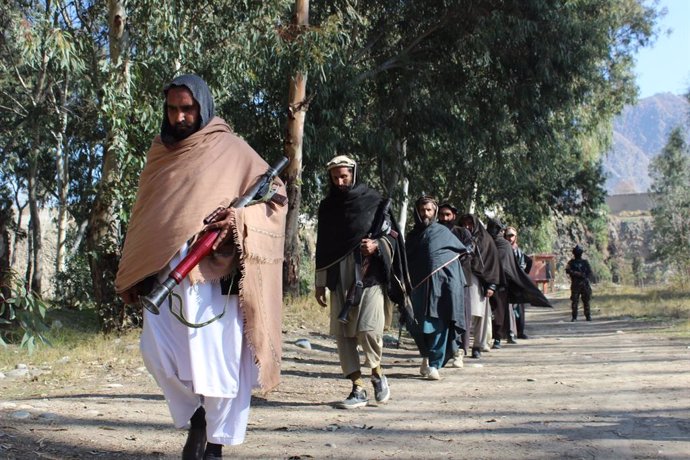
[1,297,689,459]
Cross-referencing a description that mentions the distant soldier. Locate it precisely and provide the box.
[565,245,593,321]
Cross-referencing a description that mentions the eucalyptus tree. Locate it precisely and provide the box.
[649,126,690,283]
[83,0,133,329]
[1,0,85,295]
[87,0,348,310]
[304,0,657,237]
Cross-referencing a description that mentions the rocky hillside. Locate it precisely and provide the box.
[605,92,689,194]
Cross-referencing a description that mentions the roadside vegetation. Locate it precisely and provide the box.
[594,283,690,335]
[2,283,688,400]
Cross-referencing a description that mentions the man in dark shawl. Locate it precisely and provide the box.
[459,214,501,359]
[486,217,552,349]
[505,226,532,339]
[565,244,593,321]
[314,155,409,409]
[406,196,467,381]
[116,74,287,459]
[438,203,473,367]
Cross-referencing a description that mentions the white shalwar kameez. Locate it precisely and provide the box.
[467,272,492,350]
[140,245,258,446]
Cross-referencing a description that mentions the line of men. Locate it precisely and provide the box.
[314,155,552,409]
[113,74,561,457]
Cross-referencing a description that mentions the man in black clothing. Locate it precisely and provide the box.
[438,203,473,366]
[486,218,552,348]
[565,245,593,321]
[459,214,501,358]
[314,155,409,408]
[504,226,532,339]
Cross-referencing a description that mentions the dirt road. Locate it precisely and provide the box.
[1,297,689,459]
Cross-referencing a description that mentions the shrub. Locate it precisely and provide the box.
[0,270,51,353]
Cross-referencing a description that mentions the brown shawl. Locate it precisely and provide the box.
[115,116,287,392]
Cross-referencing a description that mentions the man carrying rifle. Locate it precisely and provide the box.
[115,74,287,459]
[315,155,407,409]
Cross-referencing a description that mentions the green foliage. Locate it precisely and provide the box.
[0,270,51,354]
[517,220,557,255]
[649,126,690,282]
[0,0,663,320]
[54,251,94,310]
[303,0,656,228]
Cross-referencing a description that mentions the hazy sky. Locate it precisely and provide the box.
[634,0,690,98]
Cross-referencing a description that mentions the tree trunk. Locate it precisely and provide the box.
[27,149,43,296]
[396,139,409,231]
[282,0,309,295]
[54,75,70,274]
[86,0,129,331]
[10,191,27,268]
[25,219,33,293]
[0,203,12,316]
[382,138,409,231]
[399,177,409,232]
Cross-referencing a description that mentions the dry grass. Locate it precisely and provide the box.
[591,283,690,335]
[281,294,330,333]
[1,295,330,393]
[0,309,143,398]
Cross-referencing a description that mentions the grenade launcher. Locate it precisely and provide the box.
[140,156,289,321]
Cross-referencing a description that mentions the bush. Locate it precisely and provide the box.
[54,252,94,310]
[0,270,51,353]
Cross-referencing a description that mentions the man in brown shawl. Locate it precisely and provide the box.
[115,74,286,460]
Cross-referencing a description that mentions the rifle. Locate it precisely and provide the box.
[140,156,289,326]
[337,198,392,324]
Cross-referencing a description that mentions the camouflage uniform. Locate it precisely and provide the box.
[565,251,592,321]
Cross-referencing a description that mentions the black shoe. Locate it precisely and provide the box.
[182,428,207,460]
[183,407,207,460]
[571,317,577,322]
[492,339,502,349]
[338,385,368,409]
[371,375,390,403]
[471,348,481,359]
[517,334,528,339]
[586,316,592,321]
[204,443,223,459]
[507,335,518,344]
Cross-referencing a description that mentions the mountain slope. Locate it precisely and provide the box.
[605,92,689,193]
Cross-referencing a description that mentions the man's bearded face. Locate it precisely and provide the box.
[166,86,201,141]
[438,208,456,225]
[417,202,437,226]
[329,166,354,192]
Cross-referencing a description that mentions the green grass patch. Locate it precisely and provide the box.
[593,283,690,335]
